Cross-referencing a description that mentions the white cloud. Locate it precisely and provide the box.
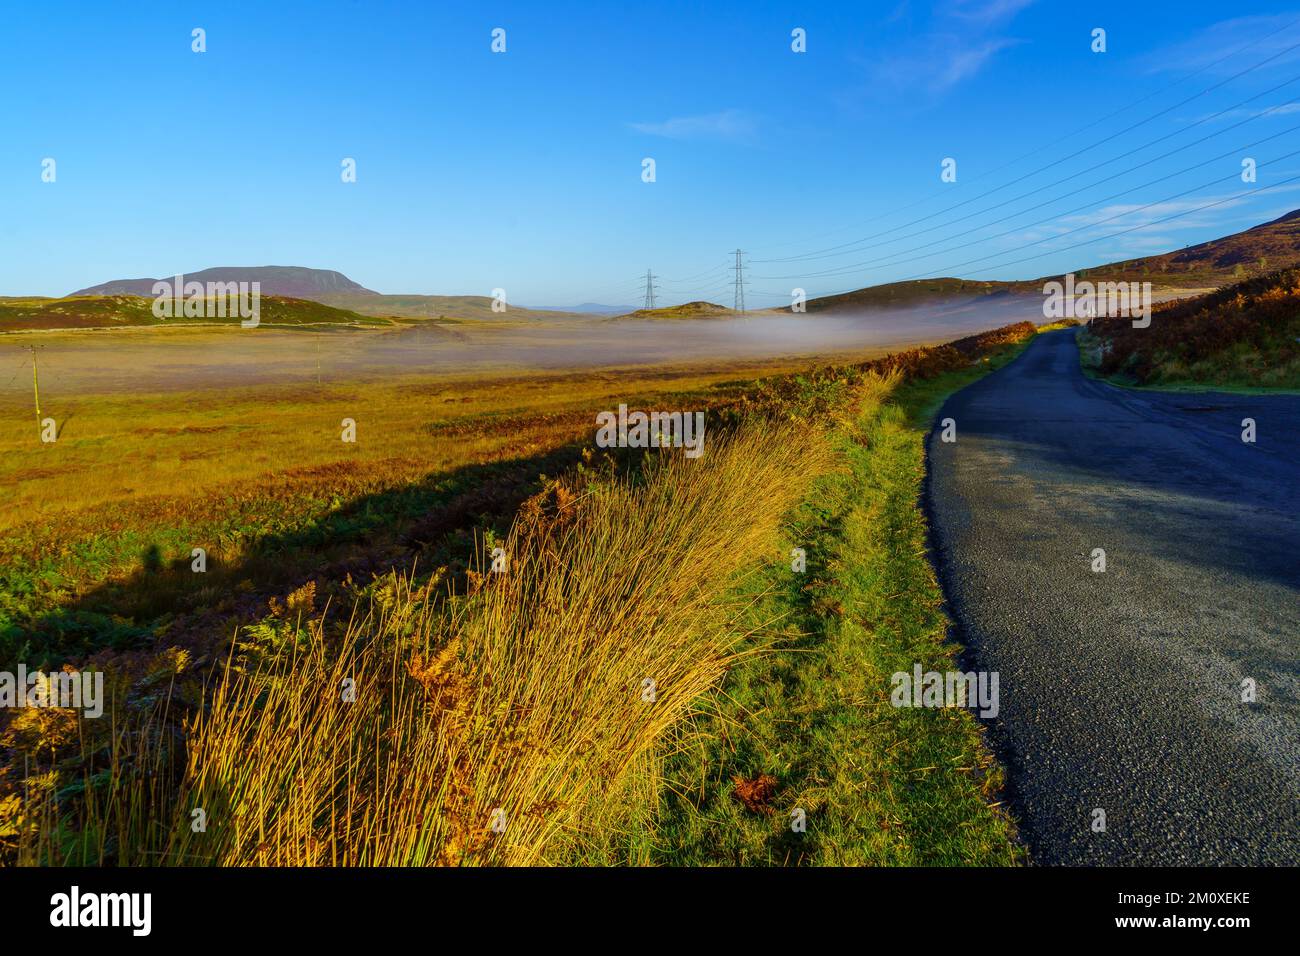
[863,34,1024,96]
[1060,196,1252,230]
[1040,186,1300,244]
[934,38,1020,89]
[1147,14,1300,74]
[628,109,757,142]
[1191,102,1300,123]
[855,0,1033,98]
[946,0,1036,24]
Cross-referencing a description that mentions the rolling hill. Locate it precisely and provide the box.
[1079,208,1300,285]
[798,208,1300,313]
[618,300,735,320]
[799,278,1014,313]
[49,209,1300,325]
[0,294,387,332]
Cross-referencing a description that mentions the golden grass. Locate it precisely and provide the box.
[0,350,832,535]
[16,416,834,865]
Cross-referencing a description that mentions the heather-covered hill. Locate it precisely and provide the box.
[1086,267,1300,388]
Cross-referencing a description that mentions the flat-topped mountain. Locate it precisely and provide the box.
[70,266,379,299]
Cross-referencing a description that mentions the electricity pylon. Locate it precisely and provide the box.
[642,269,659,310]
[731,249,747,313]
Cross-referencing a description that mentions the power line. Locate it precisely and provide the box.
[807,173,1300,301]
[922,154,1300,282]
[657,271,731,291]
[753,24,1300,265]
[2,353,31,389]
[660,261,732,283]
[754,17,1300,255]
[602,21,1300,311]
[756,118,1300,282]
[954,174,1300,280]
[784,70,1300,271]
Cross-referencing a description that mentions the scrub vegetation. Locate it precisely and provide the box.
[1,320,1041,866]
[1084,267,1300,390]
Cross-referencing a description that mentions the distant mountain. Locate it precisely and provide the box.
[71,266,378,299]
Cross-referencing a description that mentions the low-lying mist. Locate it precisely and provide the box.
[360,293,1052,371]
[0,294,1051,394]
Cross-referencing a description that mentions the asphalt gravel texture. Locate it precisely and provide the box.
[926,328,1300,865]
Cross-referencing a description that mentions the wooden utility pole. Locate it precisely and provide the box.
[300,321,322,388]
[28,346,42,431]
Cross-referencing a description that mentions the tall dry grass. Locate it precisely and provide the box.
[18,417,833,865]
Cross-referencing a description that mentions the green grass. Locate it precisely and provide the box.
[1,322,1037,866]
[1077,327,1300,395]
[0,369,763,670]
[582,342,1034,865]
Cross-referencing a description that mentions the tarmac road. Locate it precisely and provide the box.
[926,328,1300,865]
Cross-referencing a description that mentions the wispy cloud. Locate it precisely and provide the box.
[851,0,1034,100]
[932,37,1020,90]
[1146,14,1300,74]
[1192,102,1300,123]
[628,109,757,143]
[998,187,1300,250]
[1006,186,1300,247]
[869,35,1023,97]
[1060,196,1254,230]
[946,0,1036,25]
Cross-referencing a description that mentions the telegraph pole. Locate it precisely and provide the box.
[298,320,322,388]
[732,249,747,313]
[642,269,658,310]
[27,345,42,432]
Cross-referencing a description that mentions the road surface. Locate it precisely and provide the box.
[926,328,1300,864]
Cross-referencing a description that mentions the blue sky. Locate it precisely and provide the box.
[5,1,1300,306]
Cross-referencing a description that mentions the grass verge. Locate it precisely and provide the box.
[619,343,1034,865]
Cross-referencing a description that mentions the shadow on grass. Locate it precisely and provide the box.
[12,439,610,668]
